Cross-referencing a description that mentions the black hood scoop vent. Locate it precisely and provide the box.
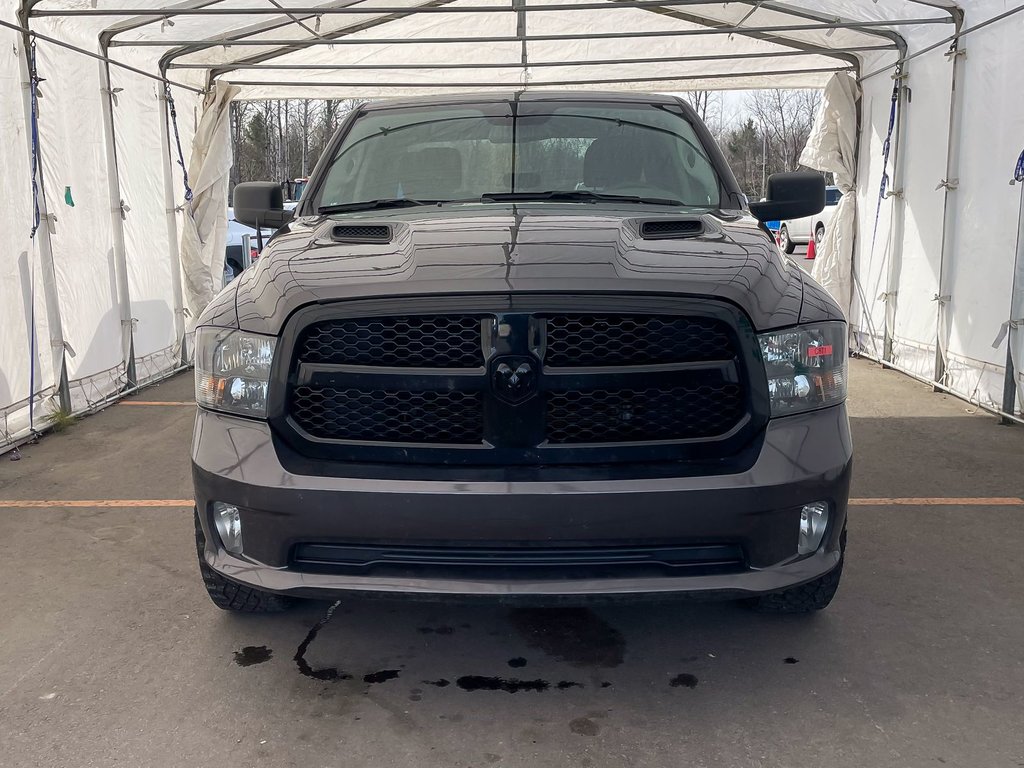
[330,224,393,243]
[639,219,705,240]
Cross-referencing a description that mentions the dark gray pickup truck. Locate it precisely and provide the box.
[192,92,851,614]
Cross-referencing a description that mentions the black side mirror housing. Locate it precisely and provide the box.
[748,172,826,223]
[233,182,294,230]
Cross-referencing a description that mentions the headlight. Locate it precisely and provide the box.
[195,327,276,417]
[758,322,847,417]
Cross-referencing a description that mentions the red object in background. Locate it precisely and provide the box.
[250,247,260,263]
[806,232,817,260]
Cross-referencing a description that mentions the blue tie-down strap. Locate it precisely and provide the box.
[1014,148,1024,184]
[165,84,193,204]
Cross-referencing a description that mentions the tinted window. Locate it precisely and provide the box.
[826,188,843,206]
[313,101,722,209]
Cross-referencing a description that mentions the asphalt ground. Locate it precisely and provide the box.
[1,358,1022,768]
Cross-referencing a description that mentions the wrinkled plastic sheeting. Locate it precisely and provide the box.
[179,82,240,326]
[800,73,860,317]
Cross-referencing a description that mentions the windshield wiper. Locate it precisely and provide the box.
[318,198,439,214]
[479,190,686,206]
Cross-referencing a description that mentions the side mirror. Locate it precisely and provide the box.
[233,182,295,230]
[748,172,826,223]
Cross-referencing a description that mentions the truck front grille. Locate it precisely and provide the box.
[544,314,732,367]
[546,380,745,444]
[279,297,759,465]
[291,387,483,444]
[299,315,483,368]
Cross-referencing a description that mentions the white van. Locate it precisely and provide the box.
[778,185,842,254]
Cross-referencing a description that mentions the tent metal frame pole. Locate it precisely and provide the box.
[157,89,188,366]
[882,64,910,364]
[97,55,139,390]
[23,2,958,16]
[932,29,966,391]
[167,46,893,70]
[14,20,71,416]
[95,21,193,370]
[222,66,854,90]
[107,17,948,47]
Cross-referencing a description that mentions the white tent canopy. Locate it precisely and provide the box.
[2,0,1023,449]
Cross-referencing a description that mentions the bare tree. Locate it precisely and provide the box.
[746,89,822,172]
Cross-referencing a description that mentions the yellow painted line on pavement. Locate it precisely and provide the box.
[850,497,1024,506]
[120,401,194,406]
[0,499,194,508]
[0,497,1022,509]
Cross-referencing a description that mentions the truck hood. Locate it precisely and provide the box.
[223,204,838,335]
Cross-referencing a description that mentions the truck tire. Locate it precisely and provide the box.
[814,224,825,245]
[749,528,846,614]
[194,508,294,613]
[779,225,796,254]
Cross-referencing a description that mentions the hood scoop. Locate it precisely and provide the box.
[330,224,393,244]
[639,219,705,240]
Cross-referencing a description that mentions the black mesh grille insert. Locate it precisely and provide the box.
[544,314,734,367]
[298,316,483,368]
[291,387,483,443]
[640,220,704,239]
[331,224,392,242]
[547,380,744,444]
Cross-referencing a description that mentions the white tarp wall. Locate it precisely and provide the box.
[0,8,55,445]
[1,0,1023,452]
[846,5,1024,415]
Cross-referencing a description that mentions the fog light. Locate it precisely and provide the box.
[212,502,243,554]
[798,501,829,555]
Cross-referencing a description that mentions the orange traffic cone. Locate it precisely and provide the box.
[806,232,817,260]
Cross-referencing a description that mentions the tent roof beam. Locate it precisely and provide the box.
[19,1,958,17]
[109,17,947,47]
[224,64,854,91]
[167,45,890,70]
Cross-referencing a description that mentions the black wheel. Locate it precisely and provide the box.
[779,225,796,254]
[749,528,846,614]
[194,508,294,613]
[814,224,825,246]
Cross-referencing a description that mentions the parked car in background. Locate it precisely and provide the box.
[224,203,296,286]
[778,185,841,254]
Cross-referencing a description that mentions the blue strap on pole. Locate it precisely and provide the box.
[869,73,900,256]
[165,84,193,203]
[28,40,41,240]
[1014,148,1024,183]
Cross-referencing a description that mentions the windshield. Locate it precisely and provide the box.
[311,101,723,211]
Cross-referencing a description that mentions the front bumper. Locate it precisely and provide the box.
[192,404,852,598]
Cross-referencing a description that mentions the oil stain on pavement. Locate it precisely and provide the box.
[669,673,699,688]
[283,601,703,693]
[294,601,352,681]
[233,645,273,667]
[363,669,401,684]
[508,607,625,668]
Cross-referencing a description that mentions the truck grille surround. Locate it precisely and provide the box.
[277,297,763,466]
